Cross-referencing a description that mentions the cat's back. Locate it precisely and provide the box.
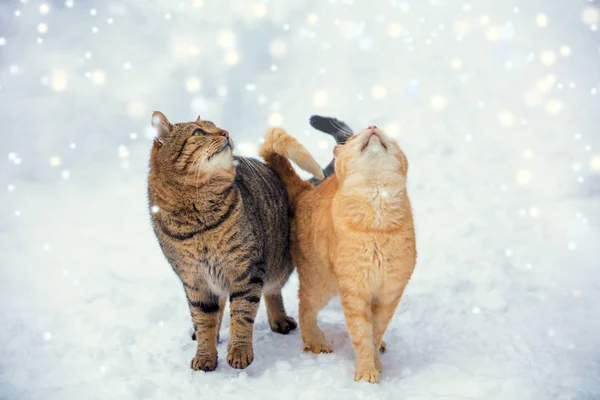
[234,156,288,210]
[234,156,291,270]
[296,175,337,227]
[234,156,289,235]
[292,176,337,268]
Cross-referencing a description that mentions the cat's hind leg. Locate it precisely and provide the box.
[299,278,334,354]
[226,262,265,369]
[379,340,387,353]
[264,291,297,334]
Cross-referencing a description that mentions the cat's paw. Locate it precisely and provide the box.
[227,346,254,369]
[379,340,387,353]
[190,354,217,372]
[354,369,380,384]
[270,316,298,335]
[303,342,333,354]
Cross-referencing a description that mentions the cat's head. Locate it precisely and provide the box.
[149,111,235,186]
[333,125,408,186]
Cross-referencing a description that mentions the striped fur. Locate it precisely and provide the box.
[147,112,297,372]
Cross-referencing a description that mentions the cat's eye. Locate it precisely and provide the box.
[192,129,208,136]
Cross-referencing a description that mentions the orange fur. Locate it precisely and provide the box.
[260,127,417,384]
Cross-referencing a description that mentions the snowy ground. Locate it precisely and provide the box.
[1,0,600,399]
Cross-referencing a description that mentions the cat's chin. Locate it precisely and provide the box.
[203,149,234,171]
[355,129,391,155]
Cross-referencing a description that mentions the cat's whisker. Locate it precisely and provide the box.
[243,158,266,188]
[330,119,345,133]
[331,119,353,136]
[339,128,354,137]
[252,159,273,190]
[244,158,266,188]
[241,157,271,191]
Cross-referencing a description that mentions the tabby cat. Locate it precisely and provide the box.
[147,112,301,371]
[260,125,417,383]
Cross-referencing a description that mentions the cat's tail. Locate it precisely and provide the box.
[259,127,324,202]
[308,115,353,185]
[309,115,354,145]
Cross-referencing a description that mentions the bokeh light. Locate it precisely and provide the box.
[1,2,599,399]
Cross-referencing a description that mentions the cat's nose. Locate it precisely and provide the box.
[219,130,229,139]
[367,125,377,130]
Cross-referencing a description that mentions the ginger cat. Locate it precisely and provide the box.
[259,125,417,383]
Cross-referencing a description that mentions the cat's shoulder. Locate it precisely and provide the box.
[234,156,276,177]
[233,156,285,191]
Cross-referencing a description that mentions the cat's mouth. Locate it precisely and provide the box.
[360,131,387,153]
[208,142,232,160]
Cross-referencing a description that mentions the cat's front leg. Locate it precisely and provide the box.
[372,286,405,372]
[226,261,265,369]
[338,278,379,384]
[183,284,221,372]
[191,296,227,343]
[215,296,227,342]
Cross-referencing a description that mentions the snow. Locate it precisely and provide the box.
[1,0,600,399]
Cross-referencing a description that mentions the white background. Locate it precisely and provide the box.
[1,0,599,399]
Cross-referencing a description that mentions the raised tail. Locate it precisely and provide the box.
[308,115,354,185]
[259,127,324,203]
[309,115,354,143]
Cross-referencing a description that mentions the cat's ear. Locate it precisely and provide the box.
[195,115,202,124]
[333,144,343,158]
[151,111,172,145]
